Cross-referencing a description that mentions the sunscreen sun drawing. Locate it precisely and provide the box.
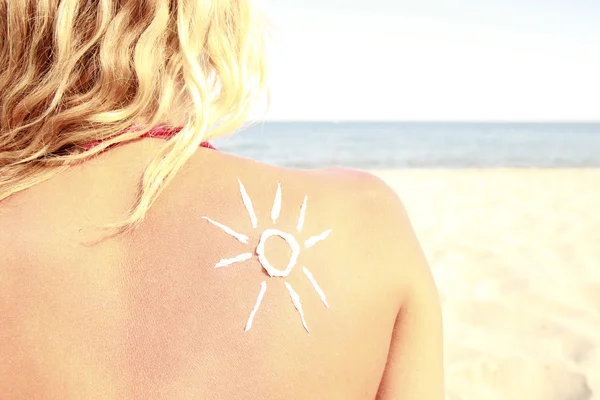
[202,179,331,333]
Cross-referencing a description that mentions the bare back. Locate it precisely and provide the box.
[0,139,443,399]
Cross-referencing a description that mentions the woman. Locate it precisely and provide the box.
[0,0,443,399]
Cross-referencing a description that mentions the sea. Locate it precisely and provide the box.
[212,122,600,169]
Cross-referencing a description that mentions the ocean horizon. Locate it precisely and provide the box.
[212,122,600,169]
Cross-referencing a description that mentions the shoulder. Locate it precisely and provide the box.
[303,167,411,252]
[189,148,414,255]
[314,168,418,289]
[148,145,428,305]
[189,149,408,229]
[319,167,409,221]
[219,159,420,301]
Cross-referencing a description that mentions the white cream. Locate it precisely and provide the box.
[305,229,333,248]
[296,195,308,232]
[238,178,258,228]
[202,217,249,244]
[214,253,253,269]
[302,267,329,308]
[256,229,301,278]
[245,281,268,332]
[285,282,310,333]
[201,179,334,333]
[271,183,282,224]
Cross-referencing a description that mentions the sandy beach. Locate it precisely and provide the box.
[373,169,600,400]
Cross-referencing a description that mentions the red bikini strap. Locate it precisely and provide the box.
[82,125,216,151]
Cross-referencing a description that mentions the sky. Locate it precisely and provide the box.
[256,0,600,121]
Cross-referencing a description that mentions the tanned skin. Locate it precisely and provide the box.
[0,139,443,399]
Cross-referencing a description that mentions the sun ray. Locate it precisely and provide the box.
[214,253,253,269]
[296,195,308,232]
[245,281,268,332]
[305,229,332,248]
[284,282,310,333]
[271,183,282,223]
[238,178,258,228]
[202,217,249,244]
[302,267,329,308]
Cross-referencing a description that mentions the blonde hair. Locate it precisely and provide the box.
[0,0,268,231]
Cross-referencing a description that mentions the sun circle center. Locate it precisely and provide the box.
[256,229,301,278]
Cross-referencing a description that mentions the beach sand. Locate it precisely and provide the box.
[373,169,600,400]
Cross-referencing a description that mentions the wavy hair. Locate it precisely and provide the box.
[0,0,269,231]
